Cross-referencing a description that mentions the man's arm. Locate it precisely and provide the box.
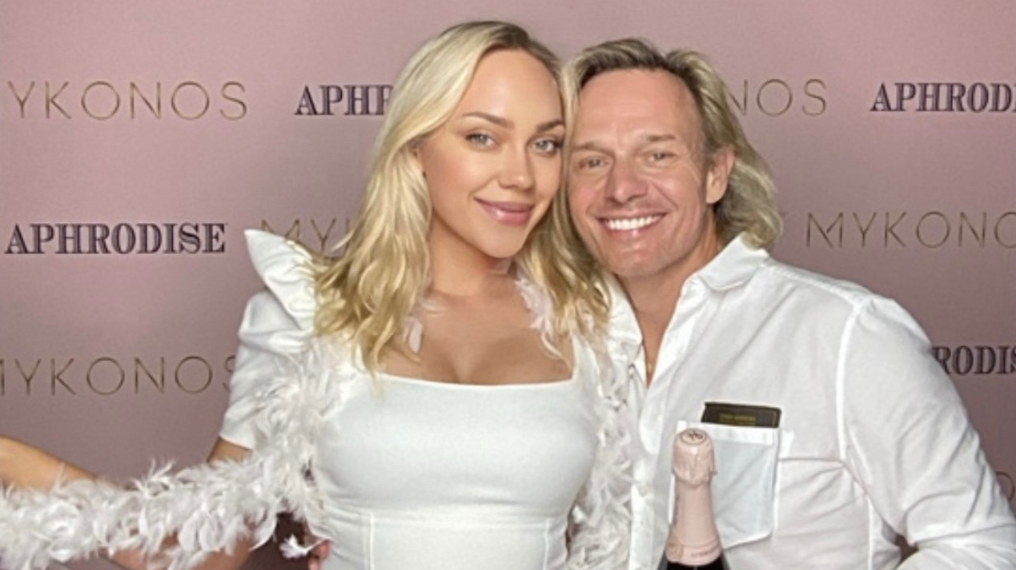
[841,297,1016,568]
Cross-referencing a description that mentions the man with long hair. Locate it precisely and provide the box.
[564,38,1016,569]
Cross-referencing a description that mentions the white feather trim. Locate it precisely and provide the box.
[514,274,562,361]
[515,272,634,570]
[568,342,635,570]
[0,345,340,570]
[0,277,634,570]
[279,536,323,560]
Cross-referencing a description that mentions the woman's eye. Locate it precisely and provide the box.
[466,133,494,147]
[533,138,562,154]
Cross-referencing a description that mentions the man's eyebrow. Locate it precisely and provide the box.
[642,133,678,144]
[571,133,681,153]
[461,112,511,128]
[570,141,609,153]
[535,119,565,133]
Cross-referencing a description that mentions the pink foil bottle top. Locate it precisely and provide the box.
[665,428,723,566]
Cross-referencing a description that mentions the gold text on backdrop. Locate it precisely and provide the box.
[0,355,235,397]
[294,84,391,116]
[4,223,227,255]
[259,218,351,252]
[729,78,827,117]
[804,211,1016,249]
[4,80,247,120]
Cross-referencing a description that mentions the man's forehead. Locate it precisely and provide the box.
[570,131,684,154]
[573,69,699,144]
[578,68,690,108]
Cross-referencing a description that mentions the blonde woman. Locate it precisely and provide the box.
[0,21,630,570]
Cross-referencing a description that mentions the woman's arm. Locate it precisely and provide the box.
[0,436,95,489]
[0,436,258,570]
[1,235,324,570]
[180,439,257,570]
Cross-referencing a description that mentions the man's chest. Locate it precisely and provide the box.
[630,313,846,461]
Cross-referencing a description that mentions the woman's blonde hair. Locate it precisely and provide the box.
[313,21,608,371]
[564,38,783,249]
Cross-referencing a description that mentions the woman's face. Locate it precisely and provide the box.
[416,49,564,262]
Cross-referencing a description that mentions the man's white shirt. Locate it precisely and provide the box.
[607,235,1016,570]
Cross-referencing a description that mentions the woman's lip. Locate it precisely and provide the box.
[476,199,534,226]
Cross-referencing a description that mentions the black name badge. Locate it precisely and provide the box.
[702,402,781,428]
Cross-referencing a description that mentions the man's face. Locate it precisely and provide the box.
[568,69,732,284]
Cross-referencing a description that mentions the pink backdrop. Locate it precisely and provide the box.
[1,1,1013,569]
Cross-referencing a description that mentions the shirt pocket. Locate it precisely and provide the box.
[673,420,794,548]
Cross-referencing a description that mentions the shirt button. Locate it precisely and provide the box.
[637,483,651,496]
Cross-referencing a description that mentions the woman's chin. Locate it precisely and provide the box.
[478,242,526,262]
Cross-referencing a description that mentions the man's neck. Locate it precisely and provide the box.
[618,229,724,383]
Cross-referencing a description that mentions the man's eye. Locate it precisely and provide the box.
[650,151,674,162]
[579,157,604,169]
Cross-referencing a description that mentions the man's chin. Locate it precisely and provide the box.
[600,257,661,280]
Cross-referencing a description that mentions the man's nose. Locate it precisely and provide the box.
[499,146,535,190]
[605,159,647,203]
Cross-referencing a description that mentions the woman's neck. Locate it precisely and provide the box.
[427,233,512,300]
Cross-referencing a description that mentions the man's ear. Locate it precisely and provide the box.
[705,147,734,205]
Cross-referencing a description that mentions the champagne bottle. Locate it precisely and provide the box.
[664,428,729,570]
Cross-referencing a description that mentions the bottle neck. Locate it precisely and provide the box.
[665,476,722,566]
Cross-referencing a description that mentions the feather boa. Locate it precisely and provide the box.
[0,346,337,570]
[564,342,635,570]
[516,276,634,570]
[0,275,633,570]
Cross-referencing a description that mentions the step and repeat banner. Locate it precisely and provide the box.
[1,1,1013,568]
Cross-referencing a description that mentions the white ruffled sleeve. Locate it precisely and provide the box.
[0,230,333,570]
[219,230,317,450]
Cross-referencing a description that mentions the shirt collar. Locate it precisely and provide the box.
[605,273,642,343]
[604,233,769,342]
[693,233,770,292]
